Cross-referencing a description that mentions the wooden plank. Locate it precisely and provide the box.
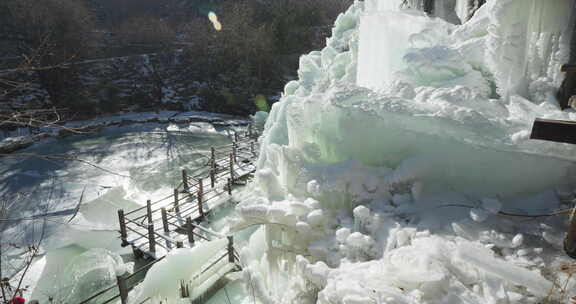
[173,188,180,213]
[118,209,128,246]
[117,275,128,304]
[182,169,189,192]
[148,223,156,254]
[561,64,576,72]
[530,118,576,144]
[565,207,576,259]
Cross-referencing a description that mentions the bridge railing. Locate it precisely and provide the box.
[118,128,259,254]
[81,127,257,304]
[78,256,164,304]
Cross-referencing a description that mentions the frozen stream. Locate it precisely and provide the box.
[0,121,254,303]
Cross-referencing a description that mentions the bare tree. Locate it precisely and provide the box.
[0,0,97,107]
[0,193,46,303]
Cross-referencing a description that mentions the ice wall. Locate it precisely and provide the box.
[239,0,576,303]
[485,0,574,100]
[357,11,454,90]
[358,0,574,101]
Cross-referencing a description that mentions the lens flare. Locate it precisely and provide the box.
[207,11,222,31]
[254,95,269,112]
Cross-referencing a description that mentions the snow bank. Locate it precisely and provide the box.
[235,0,576,303]
[131,238,229,304]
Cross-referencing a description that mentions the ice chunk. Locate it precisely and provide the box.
[307,209,325,227]
[134,238,228,303]
[353,205,371,220]
[336,227,352,243]
[343,295,373,304]
[307,180,321,196]
[456,243,552,297]
[305,261,330,288]
[346,232,367,248]
[251,111,269,130]
[50,249,125,304]
[470,208,488,222]
[296,221,312,235]
[511,234,524,248]
[304,197,321,209]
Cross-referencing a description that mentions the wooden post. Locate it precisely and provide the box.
[182,169,189,192]
[565,207,576,259]
[210,168,215,188]
[186,217,194,245]
[180,281,190,298]
[0,238,5,302]
[561,64,576,72]
[198,178,204,218]
[118,209,128,246]
[229,153,234,182]
[148,223,156,254]
[211,147,216,168]
[530,118,576,144]
[250,141,255,156]
[227,178,232,196]
[117,274,129,304]
[132,245,143,260]
[173,188,180,213]
[160,207,172,250]
[161,208,169,233]
[176,241,183,248]
[146,200,153,224]
[227,236,235,263]
[232,142,237,162]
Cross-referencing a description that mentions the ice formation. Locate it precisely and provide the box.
[131,238,230,304]
[232,0,576,303]
[31,248,126,303]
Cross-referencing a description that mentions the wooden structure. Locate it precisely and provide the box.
[78,128,259,304]
[558,63,576,109]
[117,130,258,259]
[530,117,576,258]
[530,118,576,144]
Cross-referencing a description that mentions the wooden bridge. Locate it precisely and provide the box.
[79,126,261,304]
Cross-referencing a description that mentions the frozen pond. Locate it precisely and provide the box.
[0,121,254,303]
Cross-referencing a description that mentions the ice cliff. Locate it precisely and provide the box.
[233,0,576,303]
